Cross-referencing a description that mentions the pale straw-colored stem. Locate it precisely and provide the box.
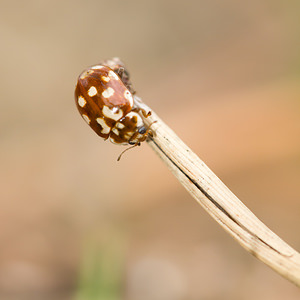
[135,98,300,287]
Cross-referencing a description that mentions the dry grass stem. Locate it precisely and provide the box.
[135,97,300,287]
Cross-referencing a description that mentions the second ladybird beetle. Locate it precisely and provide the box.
[75,60,153,159]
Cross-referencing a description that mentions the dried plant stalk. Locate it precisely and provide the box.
[135,98,300,287]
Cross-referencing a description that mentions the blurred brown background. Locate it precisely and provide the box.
[1,1,300,299]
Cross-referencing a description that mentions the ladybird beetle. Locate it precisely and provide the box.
[75,62,152,155]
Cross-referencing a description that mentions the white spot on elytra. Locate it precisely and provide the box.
[88,86,97,97]
[130,133,144,144]
[102,105,123,121]
[102,87,114,98]
[112,128,119,135]
[78,96,86,107]
[116,122,125,129]
[124,90,133,107]
[109,70,120,80]
[82,114,90,124]
[126,111,143,127]
[91,65,104,70]
[80,70,94,79]
[110,138,127,145]
[96,117,111,134]
[124,132,134,140]
[101,76,110,83]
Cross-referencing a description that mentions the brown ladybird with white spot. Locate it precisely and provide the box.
[75,62,152,152]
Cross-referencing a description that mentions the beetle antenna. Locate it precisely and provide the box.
[117,144,139,161]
